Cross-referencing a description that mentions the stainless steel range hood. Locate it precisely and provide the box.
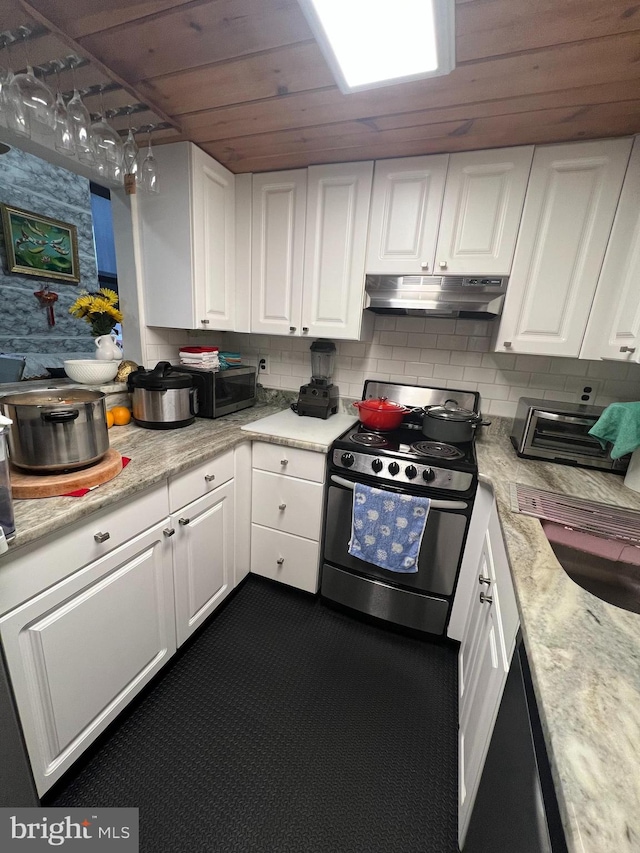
[364,275,508,318]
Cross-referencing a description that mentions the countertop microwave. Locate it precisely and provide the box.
[510,397,629,473]
[172,365,256,419]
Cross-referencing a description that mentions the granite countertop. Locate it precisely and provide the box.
[477,421,640,853]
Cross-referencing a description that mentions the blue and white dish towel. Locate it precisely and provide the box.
[348,483,431,573]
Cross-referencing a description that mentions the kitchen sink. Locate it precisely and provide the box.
[511,484,640,615]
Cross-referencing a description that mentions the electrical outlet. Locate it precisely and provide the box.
[258,355,270,376]
[574,382,598,405]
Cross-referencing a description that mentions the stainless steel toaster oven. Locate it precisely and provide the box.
[510,397,629,472]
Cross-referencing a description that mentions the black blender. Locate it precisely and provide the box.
[295,339,339,419]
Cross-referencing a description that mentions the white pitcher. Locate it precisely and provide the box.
[94,334,123,361]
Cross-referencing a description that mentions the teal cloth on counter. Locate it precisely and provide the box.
[588,402,640,459]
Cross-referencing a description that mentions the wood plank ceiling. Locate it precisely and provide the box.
[9,0,640,173]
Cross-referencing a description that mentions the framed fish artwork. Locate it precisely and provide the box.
[1,204,80,283]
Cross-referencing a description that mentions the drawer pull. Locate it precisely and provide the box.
[163,528,175,538]
[302,327,309,333]
[201,319,210,325]
[478,575,491,586]
[620,346,636,354]
[289,326,296,332]
[278,503,287,511]
[179,517,191,526]
[280,459,288,466]
[204,473,216,482]
[479,592,493,605]
[276,557,285,565]
[94,531,110,543]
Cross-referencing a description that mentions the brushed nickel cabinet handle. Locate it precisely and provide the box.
[421,262,429,270]
[276,557,285,565]
[278,503,287,511]
[201,319,210,324]
[478,575,491,586]
[179,517,190,526]
[280,459,288,466]
[503,341,512,348]
[620,346,636,354]
[163,528,175,537]
[289,326,296,332]
[302,327,309,332]
[480,592,493,605]
[204,473,216,482]
[439,260,448,269]
[94,531,110,543]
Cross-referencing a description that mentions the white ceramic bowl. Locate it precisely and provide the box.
[63,359,119,385]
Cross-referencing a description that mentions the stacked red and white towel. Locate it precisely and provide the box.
[179,346,220,370]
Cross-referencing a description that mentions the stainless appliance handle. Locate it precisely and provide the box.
[534,411,595,427]
[329,476,468,510]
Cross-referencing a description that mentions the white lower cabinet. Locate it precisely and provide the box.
[250,441,325,593]
[0,521,176,796]
[457,491,519,847]
[172,479,235,647]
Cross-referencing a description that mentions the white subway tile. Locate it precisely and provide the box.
[335,368,364,384]
[380,331,409,347]
[380,316,397,331]
[424,318,457,334]
[395,316,426,333]
[291,337,310,351]
[549,358,589,376]
[350,357,376,372]
[390,374,416,384]
[542,390,575,402]
[404,361,434,378]
[508,386,535,402]
[467,336,491,352]
[528,373,566,390]
[494,370,531,386]
[157,346,180,361]
[451,379,477,391]
[384,360,405,374]
[392,346,421,362]
[476,383,510,401]
[348,383,365,397]
[601,380,640,400]
[437,334,468,350]
[145,344,160,362]
[515,355,551,373]
[367,344,394,359]
[480,352,516,370]
[420,348,451,365]
[280,350,306,364]
[463,367,497,383]
[450,351,483,367]
[488,400,518,418]
[340,341,367,357]
[291,363,310,378]
[586,360,632,380]
[593,395,616,408]
[455,319,493,336]
[564,377,601,398]
[270,362,292,376]
[272,336,292,350]
[368,372,391,382]
[433,364,465,380]
[406,332,438,349]
[260,376,281,389]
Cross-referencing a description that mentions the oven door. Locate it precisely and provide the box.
[323,475,470,597]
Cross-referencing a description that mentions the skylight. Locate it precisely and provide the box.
[299,0,455,93]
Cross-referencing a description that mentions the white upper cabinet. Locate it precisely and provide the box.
[251,170,307,335]
[251,162,373,339]
[302,162,373,340]
[495,138,633,357]
[581,138,640,363]
[139,142,236,331]
[366,155,448,274]
[434,147,534,275]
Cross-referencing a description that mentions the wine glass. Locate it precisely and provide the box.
[66,60,94,164]
[140,129,158,193]
[53,65,74,154]
[122,110,139,176]
[12,31,55,134]
[0,38,29,137]
[91,90,124,182]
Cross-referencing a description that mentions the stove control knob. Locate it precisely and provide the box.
[422,467,435,482]
[341,452,355,468]
[405,465,417,480]
[388,461,400,476]
[371,458,383,473]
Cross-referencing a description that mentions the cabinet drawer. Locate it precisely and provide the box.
[251,523,320,593]
[169,449,234,511]
[252,470,323,540]
[252,441,325,483]
[0,483,169,617]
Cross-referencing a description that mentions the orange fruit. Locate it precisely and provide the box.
[106,411,115,429]
[111,406,132,426]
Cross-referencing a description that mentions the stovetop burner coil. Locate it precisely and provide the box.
[350,432,390,448]
[411,440,465,460]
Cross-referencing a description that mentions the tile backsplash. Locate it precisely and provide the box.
[145,315,640,419]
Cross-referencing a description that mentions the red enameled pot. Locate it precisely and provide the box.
[352,397,411,431]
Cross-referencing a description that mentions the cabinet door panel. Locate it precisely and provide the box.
[251,170,306,334]
[302,162,373,340]
[192,148,235,331]
[435,147,533,275]
[252,469,323,540]
[495,138,632,356]
[581,139,640,362]
[173,480,234,646]
[366,155,448,275]
[0,522,175,795]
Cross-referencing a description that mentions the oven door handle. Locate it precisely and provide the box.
[534,410,595,427]
[329,476,468,510]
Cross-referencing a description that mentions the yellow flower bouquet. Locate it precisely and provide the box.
[69,287,123,337]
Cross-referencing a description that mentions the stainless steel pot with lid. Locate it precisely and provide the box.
[128,361,198,429]
[416,399,490,443]
[0,389,109,472]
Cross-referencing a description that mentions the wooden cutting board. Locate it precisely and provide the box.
[11,449,123,499]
